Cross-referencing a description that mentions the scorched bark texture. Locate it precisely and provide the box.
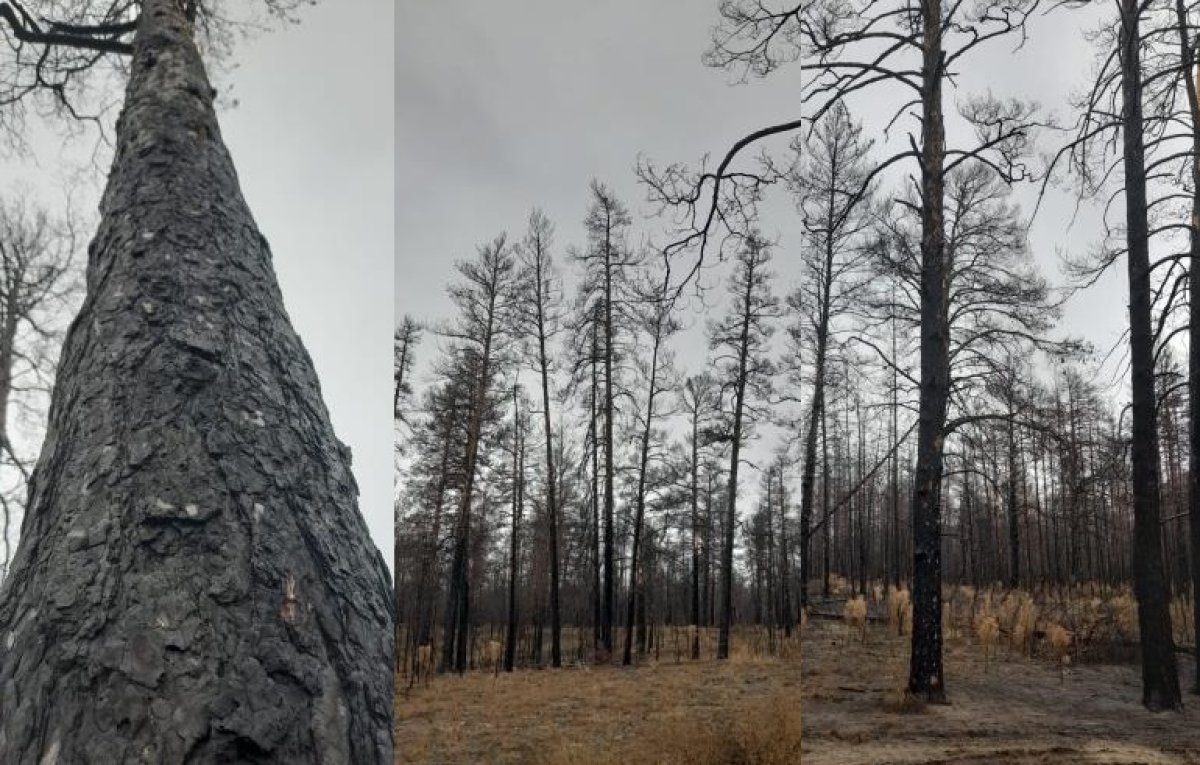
[0,2,393,762]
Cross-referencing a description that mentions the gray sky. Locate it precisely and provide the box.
[3,0,395,566]
[225,0,394,566]
[397,0,1126,504]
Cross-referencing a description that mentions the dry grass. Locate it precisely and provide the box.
[1012,597,1038,657]
[843,596,867,643]
[908,581,1199,664]
[539,694,802,765]
[396,628,804,764]
[887,587,911,636]
[812,577,1196,670]
[975,614,1000,671]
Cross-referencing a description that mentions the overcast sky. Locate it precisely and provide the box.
[397,0,1129,511]
[3,0,395,567]
[226,0,394,566]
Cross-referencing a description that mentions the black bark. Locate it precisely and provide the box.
[906,0,950,704]
[504,386,523,673]
[1119,0,1181,711]
[689,392,701,658]
[0,2,393,761]
[1176,0,1200,697]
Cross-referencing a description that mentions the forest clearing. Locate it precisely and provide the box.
[803,585,1200,765]
[394,628,802,764]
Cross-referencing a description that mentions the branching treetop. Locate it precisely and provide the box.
[0,0,314,142]
[640,0,1048,299]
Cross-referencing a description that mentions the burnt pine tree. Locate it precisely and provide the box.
[680,372,717,659]
[503,384,527,673]
[0,1,393,762]
[564,293,606,651]
[393,314,421,663]
[515,209,565,667]
[1187,10,1200,699]
[398,375,467,677]
[622,258,679,666]
[786,102,875,611]
[710,235,778,659]
[573,180,637,656]
[1172,2,1200,696]
[1055,0,1182,709]
[395,315,422,427]
[1089,2,1200,694]
[393,314,422,666]
[769,451,794,635]
[1117,0,1181,710]
[439,235,515,673]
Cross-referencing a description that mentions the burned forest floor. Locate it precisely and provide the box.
[802,614,1200,765]
[394,628,803,764]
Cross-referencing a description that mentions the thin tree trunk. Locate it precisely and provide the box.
[798,223,836,610]
[590,311,602,650]
[690,401,702,658]
[534,265,562,668]
[777,468,793,636]
[505,386,523,673]
[891,286,902,589]
[822,410,832,600]
[603,235,615,656]
[624,325,663,665]
[718,263,756,660]
[1007,396,1021,589]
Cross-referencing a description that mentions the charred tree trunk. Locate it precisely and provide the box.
[1120,0,1181,711]
[533,267,561,669]
[777,469,793,636]
[799,361,824,610]
[1007,399,1020,590]
[504,387,523,673]
[1177,0,1200,696]
[623,334,662,666]
[717,254,759,660]
[590,310,602,651]
[690,404,702,658]
[907,0,951,704]
[719,413,745,658]
[822,404,832,599]
[797,224,836,611]
[0,3,392,762]
[891,290,902,590]
[602,241,615,656]
[412,415,453,660]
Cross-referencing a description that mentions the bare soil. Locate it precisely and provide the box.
[803,616,1200,765]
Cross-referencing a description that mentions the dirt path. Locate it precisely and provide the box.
[803,618,1200,765]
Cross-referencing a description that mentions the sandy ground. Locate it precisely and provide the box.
[394,633,803,764]
[802,616,1200,765]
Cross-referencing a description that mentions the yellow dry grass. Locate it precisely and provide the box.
[1011,597,1038,657]
[887,587,911,636]
[395,630,804,764]
[975,614,1000,672]
[843,596,867,643]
